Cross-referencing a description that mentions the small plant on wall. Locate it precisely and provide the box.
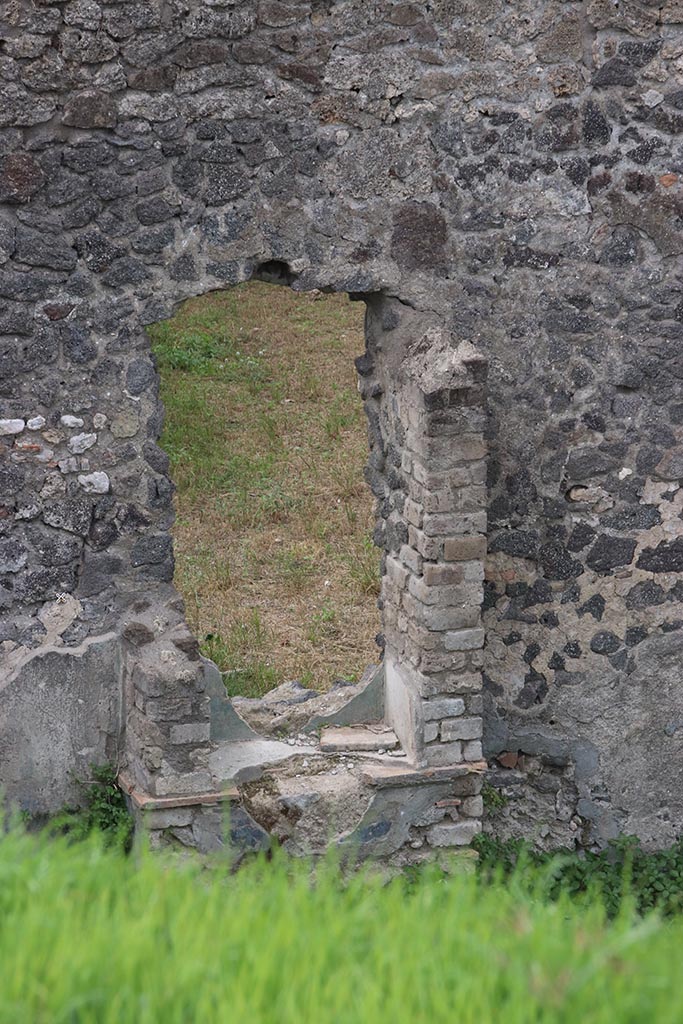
[48,764,133,852]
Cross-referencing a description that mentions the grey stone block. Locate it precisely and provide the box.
[427,821,481,847]
[444,629,485,651]
[441,717,483,742]
[423,698,465,721]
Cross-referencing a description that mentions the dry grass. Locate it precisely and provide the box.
[149,282,381,696]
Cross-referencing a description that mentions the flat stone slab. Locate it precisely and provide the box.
[209,738,311,785]
[320,725,398,753]
[361,760,487,789]
[119,771,238,810]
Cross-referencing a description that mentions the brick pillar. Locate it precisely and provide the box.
[382,333,487,769]
[121,601,213,798]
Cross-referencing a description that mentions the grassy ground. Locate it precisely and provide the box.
[2,826,682,1024]
[149,283,380,697]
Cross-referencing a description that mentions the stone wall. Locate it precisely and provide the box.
[1,0,683,850]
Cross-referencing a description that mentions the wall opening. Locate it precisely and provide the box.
[147,280,383,699]
[122,284,490,856]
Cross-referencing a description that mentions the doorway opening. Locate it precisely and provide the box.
[148,281,382,699]
[124,283,487,855]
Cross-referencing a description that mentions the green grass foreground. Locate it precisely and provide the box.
[1,828,682,1023]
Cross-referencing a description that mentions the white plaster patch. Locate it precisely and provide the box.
[642,89,664,107]
[0,419,25,435]
[15,503,40,520]
[60,415,84,428]
[38,594,82,645]
[77,471,110,494]
[67,432,97,454]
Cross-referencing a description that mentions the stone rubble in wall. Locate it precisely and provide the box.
[0,0,682,852]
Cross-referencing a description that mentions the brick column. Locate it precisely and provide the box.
[382,333,487,769]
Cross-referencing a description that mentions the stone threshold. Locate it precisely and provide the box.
[361,759,487,789]
[119,770,238,811]
[320,724,399,752]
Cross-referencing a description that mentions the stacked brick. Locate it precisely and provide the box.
[378,334,487,771]
[121,606,214,798]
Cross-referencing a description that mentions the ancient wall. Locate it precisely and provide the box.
[1,0,683,850]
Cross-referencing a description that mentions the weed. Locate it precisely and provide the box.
[202,611,280,697]
[48,763,133,851]
[482,781,508,812]
[343,534,381,596]
[473,832,683,918]
[307,602,340,645]
[222,662,279,698]
[274,549,318,593]
[151,327,223,373]
[323,391,355,439]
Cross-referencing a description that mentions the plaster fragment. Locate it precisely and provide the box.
[642,89,664,107]
[67,432,97,454]
[0,419,25,435]
[77,471,110,494]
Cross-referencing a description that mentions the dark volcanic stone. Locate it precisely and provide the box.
[565,447,615,480]
[42,500,92,536]
[0,538,28,573]
[62,91,118,129]
[130,534,173,566]
[515,671,548,708]
[593,58,637,87]
[610,650,628,670]
[579,594,606,621]
[0,153,45,203]
[582,101,610,144]
[600,227,640,266]
[602,505,661,531]
[75,232,126,273]
[136,197,176,225]
[590,631,621,655]
[0,464,25,495]
[586,535,637,573]
[101,258,149,288]
[391,201,447,271]
[61,324,97,364]
[522,579,553,607]
[15,229,77,272]
[625,625,648,647]
[79,554,123,597]
[126,357,156,396]
[539,542,584,580]
[32,532,82,566]
[618,40,662,67]
[19,566,78,603]
[490,530,539,559]
[567,522,597,552]
[637,539,683,574]
[625,580,667,609]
